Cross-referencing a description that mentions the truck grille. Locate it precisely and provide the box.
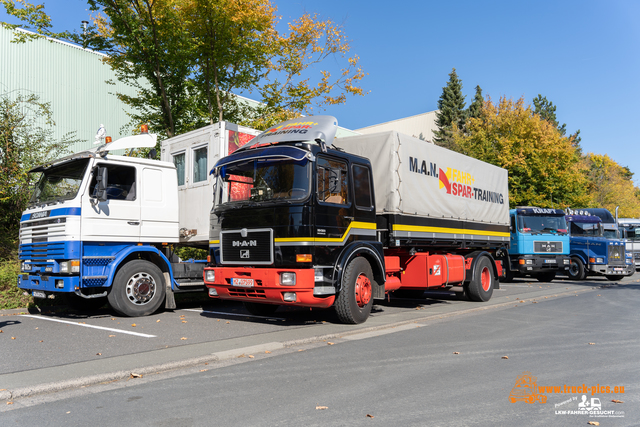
[220,228,273,265]
[534,241,562,253]
[609,244,625,265]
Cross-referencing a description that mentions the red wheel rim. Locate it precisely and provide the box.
[481,266,491,292]
[355,273,372,307]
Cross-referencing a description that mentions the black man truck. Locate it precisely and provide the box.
[203,116,510,323]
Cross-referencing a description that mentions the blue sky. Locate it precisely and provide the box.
[2,0,639,184]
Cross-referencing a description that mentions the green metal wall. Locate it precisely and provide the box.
[0,26,139,154]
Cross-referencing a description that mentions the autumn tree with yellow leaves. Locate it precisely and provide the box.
[451,96,591,209]
[584,153,640,217]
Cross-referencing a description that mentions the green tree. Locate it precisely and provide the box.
[451,96,591,209]
[0,92,73,259]
[433,68,466,149]
[467,85,483,119]
[532,94,581,148]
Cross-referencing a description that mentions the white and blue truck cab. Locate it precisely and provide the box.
[18,122,259,316]
[503,207,570,282]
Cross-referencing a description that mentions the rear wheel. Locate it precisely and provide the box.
[108,260,165,317]
[335,257,374,324]
[568,257,586,280]
[467,256,494,302]
[244,302,279,316]
[534,271,556,282]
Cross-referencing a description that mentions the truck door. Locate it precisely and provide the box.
[81,163,141,242]
[316,156,352,246]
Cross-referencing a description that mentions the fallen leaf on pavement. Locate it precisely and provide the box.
[156,319,161,322]
[109,335,115,337]
[316,406,328,410]
[96,353,101,356]
[502,356,509,359]
[366,414,374,418]
[131,324,136,327]
[180,337,187,340]
[130,373,143,378]
[453,352,460,354]
[265,351,271,354]
[327,342,335,345]
[11,337,15,340]
[249,355,255,358]
[226,321,230,324]
[200,369,208,372]
[588,422,600,426]
[7,402,13,405]
[611,399,624,404]
[589,343,595,345]
[182,321,187,323]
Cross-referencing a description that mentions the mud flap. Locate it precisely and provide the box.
[164,272,176,310]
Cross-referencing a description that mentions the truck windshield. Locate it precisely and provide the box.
[517,215,567,234]
[29,159,90,206]
[603,228,620,239]
[214,157,311,208]
[569,221,603,237]
[621,225,640,241]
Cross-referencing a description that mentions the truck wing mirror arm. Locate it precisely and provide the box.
[91,166,109,202]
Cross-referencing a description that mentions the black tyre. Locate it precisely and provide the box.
[244,302,279,316]
[534,271,556,282]
[335,257,374,324]
[393,289,425,299]
[108,260,166,317]
[605,275,625,281]
[467,256,494,302]
[63,293,107,311]
[502,265,515,283]
[567,257,586,280]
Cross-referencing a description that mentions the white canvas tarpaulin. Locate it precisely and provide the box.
[334,131,509,227]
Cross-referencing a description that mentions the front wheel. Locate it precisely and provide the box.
[335,257,374,324]
[108,260,166,317]
[568,257,586,280]
[466,256,494,302]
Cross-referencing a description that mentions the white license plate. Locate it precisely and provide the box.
[32,290,46,299]
[231,278,254,287]
[45,267,53,272]
[544,259,556,263]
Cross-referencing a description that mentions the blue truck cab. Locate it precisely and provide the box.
[565,212,634,281]
[505,207,570,282]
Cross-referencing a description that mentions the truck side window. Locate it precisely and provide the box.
[193,146,207,183]
[317,157,348,205]
[173,152,185,186]
[511,215,516,232]
[89,164,136,201]
[352,164,372,209]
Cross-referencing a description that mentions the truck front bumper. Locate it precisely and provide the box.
[513,255,570,274]
[204,267,335,308]
[18,274,79,295]
[588,264,634,276]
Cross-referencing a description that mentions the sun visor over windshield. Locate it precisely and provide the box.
[211,145,311,175]
[237,116,338,152]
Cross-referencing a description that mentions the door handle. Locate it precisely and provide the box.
[128,221,140,225]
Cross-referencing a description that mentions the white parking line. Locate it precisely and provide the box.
[183,308,286,320]
[19,315,156,338]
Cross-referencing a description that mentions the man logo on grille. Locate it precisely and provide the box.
[240,250,250,258]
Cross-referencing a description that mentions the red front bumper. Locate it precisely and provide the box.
[204,267,335,308]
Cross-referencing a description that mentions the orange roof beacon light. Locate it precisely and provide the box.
[141,124,149,134]
[105,136,112,143]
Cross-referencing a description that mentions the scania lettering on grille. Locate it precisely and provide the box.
[232,240,257,247]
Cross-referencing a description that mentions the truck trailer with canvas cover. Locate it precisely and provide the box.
[203,116,510,323]
[17,122,259,316]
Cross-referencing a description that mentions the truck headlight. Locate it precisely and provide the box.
[59,260,80,273]
[205,270,215,282]
[563,259,570,265]
[596,258,604,264]
[525,259,533,265]
[280,272,296,286]
[21,262,32,272]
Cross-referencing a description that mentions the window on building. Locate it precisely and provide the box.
[173,152,185,186]
[193,147,207,183]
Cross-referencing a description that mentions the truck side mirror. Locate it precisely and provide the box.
[92,166,109,202]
